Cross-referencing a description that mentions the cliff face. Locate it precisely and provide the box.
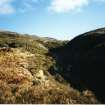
[0,28,105,104]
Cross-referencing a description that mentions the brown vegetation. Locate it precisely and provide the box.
[0,31,100,104]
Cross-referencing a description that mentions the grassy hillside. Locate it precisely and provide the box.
[49,28,105,103]
[0,31,99,104]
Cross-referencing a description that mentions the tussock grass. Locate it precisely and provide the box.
[0,32,99,104]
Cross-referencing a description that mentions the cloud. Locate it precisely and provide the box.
[0,0,15,14]
[49,0,89,13]
[48,0,105,13]
[0,0,105,14]
[94,0,105,2]
[0,0,41,14]
[15,0,43,13]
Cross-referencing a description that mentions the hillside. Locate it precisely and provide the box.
[0,29,104,104]
[49,28,105,103]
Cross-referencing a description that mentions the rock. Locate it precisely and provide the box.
[35,70,47,83]
[38,43,48,51]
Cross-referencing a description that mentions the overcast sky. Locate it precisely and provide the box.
[0,0,105,40]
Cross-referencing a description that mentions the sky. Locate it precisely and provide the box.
[0,0,105,40]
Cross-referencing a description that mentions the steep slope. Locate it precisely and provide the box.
[50,28,105,103]
[0,31,98,104]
